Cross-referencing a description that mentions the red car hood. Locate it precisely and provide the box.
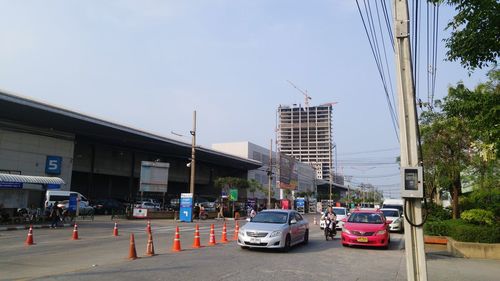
[344,222,385,232]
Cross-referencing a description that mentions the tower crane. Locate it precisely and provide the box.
[287,80,312,108]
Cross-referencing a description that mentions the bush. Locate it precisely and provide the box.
[460,187,500,218]
[425,202,452,221]
[461,209,495,225]
[424,219,500,243]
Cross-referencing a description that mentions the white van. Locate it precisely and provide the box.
[382,199,404,215]
[45,190,89,209]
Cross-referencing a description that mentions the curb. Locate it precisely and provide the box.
[0,223,72,232]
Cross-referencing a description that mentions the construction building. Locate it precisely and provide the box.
[277,104,335,181]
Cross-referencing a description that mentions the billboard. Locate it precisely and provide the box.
[278,153,298,189]
[139,161,170,193]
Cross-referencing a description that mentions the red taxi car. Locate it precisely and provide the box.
[341,209,391,249]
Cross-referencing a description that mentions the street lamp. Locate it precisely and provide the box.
[189,110,196,195]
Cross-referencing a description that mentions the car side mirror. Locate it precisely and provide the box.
[347,213,351,216]
[290,219,297,224]
[246,217,251,222]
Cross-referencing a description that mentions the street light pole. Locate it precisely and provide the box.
[189,110,196,195]
[268,138,272,209]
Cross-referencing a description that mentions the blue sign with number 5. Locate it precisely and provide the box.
[46,156,62,175]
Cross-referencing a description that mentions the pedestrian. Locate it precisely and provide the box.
[50,201,61,228]
[193,204,200,220]
[216,203,224,219]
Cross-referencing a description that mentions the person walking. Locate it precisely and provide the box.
[50,202,61,228]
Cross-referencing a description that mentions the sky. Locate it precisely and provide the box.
[0,1,490,199]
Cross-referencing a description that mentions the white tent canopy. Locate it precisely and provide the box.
[0,173,65,185]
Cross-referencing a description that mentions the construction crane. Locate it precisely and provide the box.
[287,80,312,108]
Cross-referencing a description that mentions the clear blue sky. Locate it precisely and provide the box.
[0,1,488,198]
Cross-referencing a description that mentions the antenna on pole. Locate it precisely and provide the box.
[287,80,312,108]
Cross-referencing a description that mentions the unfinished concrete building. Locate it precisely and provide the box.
[277,104,334,181]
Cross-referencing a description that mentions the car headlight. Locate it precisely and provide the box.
[343,228,352,234]
[393,218,401,224]
[376,230,387,235]
[269,231,282,238]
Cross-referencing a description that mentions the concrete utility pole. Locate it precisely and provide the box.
[392,1,428,280]
[268,138,273,209]
[189,110,197,195]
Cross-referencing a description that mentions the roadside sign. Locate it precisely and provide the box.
[133,208,148,218]
[180,193,193,222]
[0,182,23,188]
[139,161,170,193]
[229,189,238,202]
[68,193,78,212]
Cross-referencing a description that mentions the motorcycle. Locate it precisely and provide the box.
[324,217,337,240]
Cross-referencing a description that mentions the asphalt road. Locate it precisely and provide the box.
[0,214,498,281]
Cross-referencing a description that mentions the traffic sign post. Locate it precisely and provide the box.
[179,193,193,222]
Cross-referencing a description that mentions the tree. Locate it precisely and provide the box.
[429,0,500,71]
[420,70,499,218]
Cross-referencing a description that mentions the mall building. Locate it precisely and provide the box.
[0,90,260,210]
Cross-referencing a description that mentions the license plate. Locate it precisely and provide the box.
[357,237,368,243]
[250,238,261,243]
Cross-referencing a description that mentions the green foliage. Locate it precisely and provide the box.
[429,0,500,71]
[461,209,495,226]
[425,202,452,221]
[460,187,500,218]
[214,177,250,189]
[425,219,500,243]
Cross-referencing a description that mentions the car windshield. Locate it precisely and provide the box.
[333,208,346,215]
[251,212,288,224]
[348,212,384,224]
[382,210,399,217]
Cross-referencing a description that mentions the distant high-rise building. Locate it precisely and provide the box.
[277,104,334,181]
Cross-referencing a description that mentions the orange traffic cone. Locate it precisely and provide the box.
[192,224,201,248]
[172,226,182,252]
[208,224,217,246]
[146,233,155,256]
[313,217,317,225]
[221,222,228,243]
[146,220,152,234]
[72,224,79,240]
[128,233,138,260]
[113,222,119,237]
[25,225,34,245]
[233,221,239,241]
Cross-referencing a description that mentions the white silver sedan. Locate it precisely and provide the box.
[237,210,309,252]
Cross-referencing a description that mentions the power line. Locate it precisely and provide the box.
[339,147,399,156]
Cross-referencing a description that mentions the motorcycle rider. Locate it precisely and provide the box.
[324,206,337,231]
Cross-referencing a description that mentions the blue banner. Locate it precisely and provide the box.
[179,193,193,222]
[68,193,78,212]
[296,198,305,208]
[0,182,23,188]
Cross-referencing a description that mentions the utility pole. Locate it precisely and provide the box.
[189,110,197,195]
[268,138,273,209]
[392,1,428,280]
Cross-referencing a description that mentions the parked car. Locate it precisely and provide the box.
[341,209,391,249]
[320,207,349,230]
[57,201,95,216]
[135,201,160,210]
[380,208,404,233]
[237,209,309,251]
[91,198,126,215]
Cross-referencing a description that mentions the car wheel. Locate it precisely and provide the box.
[282,234,291,252]
[303,230,309,244]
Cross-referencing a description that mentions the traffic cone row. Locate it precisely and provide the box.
[25,225,34,245]
[72,224,79,240]
[113,222,119,236]
[221,222,228,243]
[208,224,217,246]
[172,226,182,252]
